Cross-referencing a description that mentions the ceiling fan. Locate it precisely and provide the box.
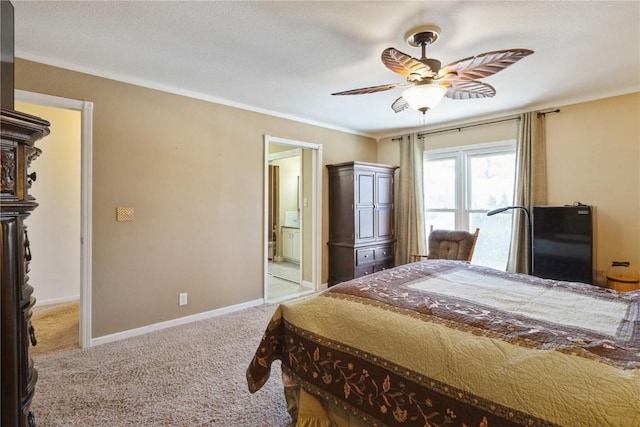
[331,25,533,114]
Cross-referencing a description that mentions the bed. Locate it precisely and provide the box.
[247,260,640,426]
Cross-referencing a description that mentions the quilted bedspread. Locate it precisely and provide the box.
[247,260,640,426]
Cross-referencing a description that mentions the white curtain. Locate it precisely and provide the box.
[395,134,427,265]
[507,112,547,273]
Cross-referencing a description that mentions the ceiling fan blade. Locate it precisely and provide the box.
[440,49,533,81]
[391,96,409,113]
[331,82,410,96]
[382,48,433,81]
[446,80,496,99]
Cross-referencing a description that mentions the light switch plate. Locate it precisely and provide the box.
[116,207,134,222]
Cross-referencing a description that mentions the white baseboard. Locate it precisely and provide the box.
[36,295,80,306]
[90,298,264,347]
[302,280,314,289]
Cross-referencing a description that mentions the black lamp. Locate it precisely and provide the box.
[486,206,532,275]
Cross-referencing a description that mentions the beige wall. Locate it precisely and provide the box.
[545,93,640,283]
[377,92,640,286]
[16,59,377,337]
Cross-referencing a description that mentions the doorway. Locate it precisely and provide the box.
[264,136,322,303]
[15,90,93,348]
[268,148,303,299]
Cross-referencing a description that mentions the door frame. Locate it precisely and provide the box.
[15,90,93,348]
[263,135,322,301]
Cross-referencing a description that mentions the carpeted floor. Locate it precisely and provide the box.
[30,304,292,426]
[31,301,80,354]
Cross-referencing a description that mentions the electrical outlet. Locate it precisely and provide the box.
[179,293,188,306]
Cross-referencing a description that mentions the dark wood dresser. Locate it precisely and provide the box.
[327,161,398,286]
[1,108,49,427]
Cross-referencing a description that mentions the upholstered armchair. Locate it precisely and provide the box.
[411,228,479,263]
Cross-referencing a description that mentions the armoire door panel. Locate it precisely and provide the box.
[356,173,374,206]
[376,173,394,205]
[356,208,375,241]
[376,207,393,239]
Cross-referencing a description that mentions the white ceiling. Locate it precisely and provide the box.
[11,1,640,139]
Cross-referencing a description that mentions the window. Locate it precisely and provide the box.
[423,141,516,270]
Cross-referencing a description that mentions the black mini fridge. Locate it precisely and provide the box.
[532,205,593,284]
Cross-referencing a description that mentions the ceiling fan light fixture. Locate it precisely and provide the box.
[402,84,447,113]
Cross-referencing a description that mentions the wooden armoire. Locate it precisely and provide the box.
[327,161,398,286]
[1,108,50,427]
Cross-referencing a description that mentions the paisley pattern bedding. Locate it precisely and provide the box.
[247,260,640,426]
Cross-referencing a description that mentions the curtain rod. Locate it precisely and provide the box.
[391,108,561,141]
[537,108,560,118]
[417,116,519,139]
[390,116,518,141]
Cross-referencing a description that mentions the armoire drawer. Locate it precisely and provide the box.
[374,245,393,261]
[355,265,375,278]
[375,259,394,272]
[356,248,375,265]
